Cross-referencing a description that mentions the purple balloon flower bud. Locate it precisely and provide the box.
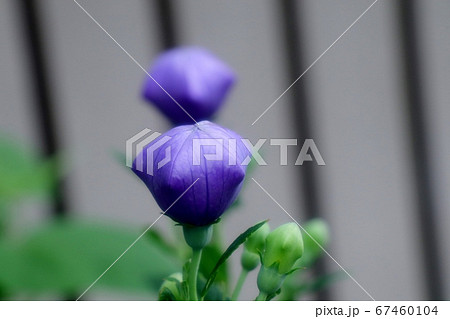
[142,47,236,124]
[132,121,250,226]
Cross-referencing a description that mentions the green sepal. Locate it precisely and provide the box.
[266,288,282,301]
[175,218,222,228]
[285,267,305,276]
[159,287,177,301]
[182,224,213,250]
[257,264,285,296]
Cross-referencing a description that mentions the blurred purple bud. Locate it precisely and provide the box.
[142,47,236,124]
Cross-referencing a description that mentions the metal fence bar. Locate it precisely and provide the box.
[152,0,178,49]
[397,0,444,300]
[278,0,329,300]
[17,0,68,217]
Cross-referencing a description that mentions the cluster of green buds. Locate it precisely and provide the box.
[256,223,304,300]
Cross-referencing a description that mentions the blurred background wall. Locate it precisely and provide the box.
[0,0,449,300]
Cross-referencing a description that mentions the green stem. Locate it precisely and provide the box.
[0,199,10,239]
[255,291,268,301]
[231,269,248,301]
[189,248,202,301]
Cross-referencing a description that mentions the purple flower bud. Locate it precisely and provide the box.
[142,47,236,124]
[132,121,250,226]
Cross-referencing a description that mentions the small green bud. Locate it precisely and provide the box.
[159,272,182,301]
[241,250,260,271]
[241,223,270,271]
[263,223,303,274]
[298,218,329,267]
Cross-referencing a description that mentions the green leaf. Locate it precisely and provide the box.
[200,245,227,284]
[285,267,304,276]
[200,220,268,299]
[181,280,189,300]
[0,137,59,200]
[198,223,229,288]
[0,220,180,297]
[145,228,178,256]
[182,260,190,283]
[198,224,229,300]
[198,275,225,301]
[158,273,183,301]
[180,260,190,300]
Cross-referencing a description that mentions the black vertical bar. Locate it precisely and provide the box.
[152,0,178,49]
[397,0,443,300]
[17,0,68,217]
[278,0,329,300]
